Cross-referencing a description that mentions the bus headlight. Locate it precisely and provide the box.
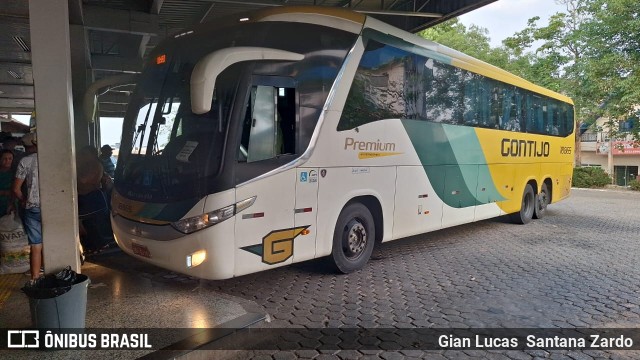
[187,250,207,268]
[171,196,256,234]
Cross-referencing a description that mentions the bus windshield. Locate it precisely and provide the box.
[115,21,359,203]
[116,56,242,203]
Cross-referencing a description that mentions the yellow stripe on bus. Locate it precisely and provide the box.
[358,152,403,159]
[474,128,574,212]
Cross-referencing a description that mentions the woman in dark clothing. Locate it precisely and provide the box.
[0,149,15,216]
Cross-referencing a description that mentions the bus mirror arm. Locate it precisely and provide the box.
[190,47,304,115]
[83,74,139,123]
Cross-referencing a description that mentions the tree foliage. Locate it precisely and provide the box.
[417,19,509,68]
[500,1,588,117]
[579,0,640,121]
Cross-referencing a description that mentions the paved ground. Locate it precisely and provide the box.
[106,189,640,359]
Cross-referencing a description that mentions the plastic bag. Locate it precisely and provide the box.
[0,212,30,274]
[22,266,79,299]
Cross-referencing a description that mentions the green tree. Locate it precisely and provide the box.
[501,0,591,163]
[502,1,588,109]
[503,0,639,143]
[419,0,640,148]
[579,0,640,137]
[417,18,510,68]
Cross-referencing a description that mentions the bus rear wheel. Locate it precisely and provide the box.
[533,183,549,219]
[331,202,375,274]
[510,184,535,224]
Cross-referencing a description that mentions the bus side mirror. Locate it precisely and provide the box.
[190,47,304,115]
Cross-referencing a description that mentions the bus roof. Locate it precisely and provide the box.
[250,7,573,105]
[252,5,366,31]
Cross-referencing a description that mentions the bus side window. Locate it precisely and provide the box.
[500,86,520,132]
[489,83,502,129]
[551,102,561,135]
[524,93,534,133]
[531,95,545,133]
[545,101,558,135]
[239,85,296,163]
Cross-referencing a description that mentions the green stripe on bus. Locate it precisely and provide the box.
[401,120,504,208]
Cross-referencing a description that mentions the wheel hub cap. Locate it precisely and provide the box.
[346,220,367,256]
[538,192,547,208]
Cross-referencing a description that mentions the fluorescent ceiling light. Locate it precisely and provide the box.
[7,70,23,79]
[12,36,30,52]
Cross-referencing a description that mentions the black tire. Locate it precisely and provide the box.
[533,182,549,219]
[331,202,376,274]
[510,184,535,224]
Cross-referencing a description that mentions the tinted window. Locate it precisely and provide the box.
[338,38,574,137]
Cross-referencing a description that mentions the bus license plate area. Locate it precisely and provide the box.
[132,243,151,258]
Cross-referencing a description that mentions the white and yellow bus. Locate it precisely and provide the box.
[111,6,575,280]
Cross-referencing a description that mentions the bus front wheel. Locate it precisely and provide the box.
[331,202,375,274]
[510,184,535,225]
[533,182,549,219]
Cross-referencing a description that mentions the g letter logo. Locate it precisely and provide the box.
[241,226,310,265]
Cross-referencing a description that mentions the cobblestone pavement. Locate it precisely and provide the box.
[110,189,640,359]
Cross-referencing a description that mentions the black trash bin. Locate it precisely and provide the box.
[22,268,90,329]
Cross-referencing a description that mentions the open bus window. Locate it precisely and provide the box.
[239,85,296,163]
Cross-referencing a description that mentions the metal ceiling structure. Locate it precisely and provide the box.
[0,0,496,119]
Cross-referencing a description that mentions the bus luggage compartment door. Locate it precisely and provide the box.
[234,170,296,276]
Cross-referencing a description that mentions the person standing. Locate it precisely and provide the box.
[76,145,115,254]
[0,150,15,216]
[2,137,25,172]
[99,145,115,178]
[13,133,41,280]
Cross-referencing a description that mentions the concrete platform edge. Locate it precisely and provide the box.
[136,312,266,360]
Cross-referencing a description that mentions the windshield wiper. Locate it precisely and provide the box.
[132,99,155,155]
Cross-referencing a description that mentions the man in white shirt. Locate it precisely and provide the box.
[13,132,41,280]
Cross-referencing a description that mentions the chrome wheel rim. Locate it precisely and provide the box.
[538,191,548,211]
[344,219,367,259]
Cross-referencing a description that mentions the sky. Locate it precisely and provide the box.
[13,114,122,147]
[13,114,30,125]
[458,0,568,47]
[13,113,121,148]
[100,117,123,147]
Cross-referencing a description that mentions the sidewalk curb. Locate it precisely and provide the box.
[571,187,639,193]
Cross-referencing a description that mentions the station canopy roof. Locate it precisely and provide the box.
[0,0,496,117]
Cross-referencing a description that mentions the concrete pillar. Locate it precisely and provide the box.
[28,0,81,274]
